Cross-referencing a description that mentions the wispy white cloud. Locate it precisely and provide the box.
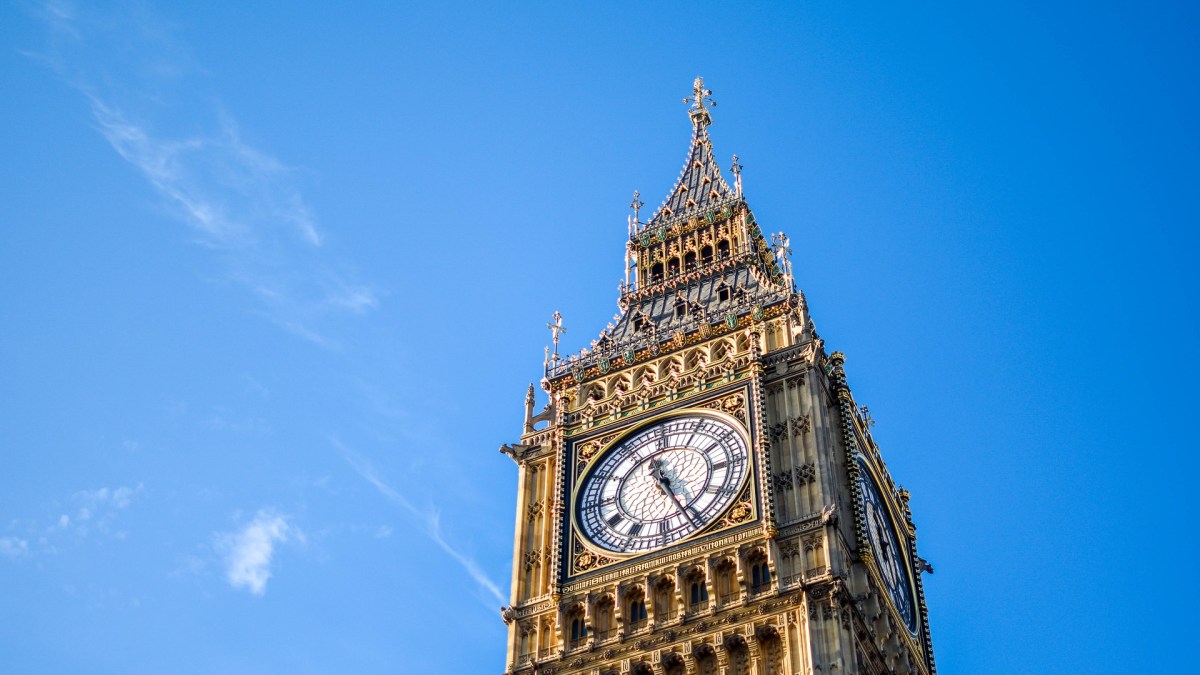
[0,536,30,559]
[29,1,380,349]
[335,439,506,605]
[0,483,142,560]
[216,509,302,596]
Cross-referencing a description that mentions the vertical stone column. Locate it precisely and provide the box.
[746,324,777,534]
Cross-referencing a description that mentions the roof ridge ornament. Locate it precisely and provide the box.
[683,76,716,128]
[730,154,743,197]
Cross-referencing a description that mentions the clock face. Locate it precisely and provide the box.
[857,459,918,634]
[575,413,749,555]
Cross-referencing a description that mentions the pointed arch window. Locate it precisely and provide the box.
[626,591,648,631]
[749,553,772,594]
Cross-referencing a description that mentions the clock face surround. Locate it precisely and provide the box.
[574,412,750,555]
[857,458,918,634]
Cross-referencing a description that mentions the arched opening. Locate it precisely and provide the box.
[748,551,771,594]
[695,645,718,675]
[566,605,587,648]
[686,569,709,610]
[663,653,686,675]
[519,626,533,657]
[668,257,681,276]
[653,578,676,621]
[700,245,714,264]
[717,240,731,258]
[651,262,664,282]
[626,590,648,631]
[684,251,697,270]
[716,559,738,605]
[593,595,615,641]
[757,626,784,675]
[725,635,749,675]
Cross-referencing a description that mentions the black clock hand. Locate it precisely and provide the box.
[667,488,698,526]
[650,458,697,526]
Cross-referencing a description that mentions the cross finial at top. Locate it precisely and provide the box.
[630,190,644,224]
[683,77,716,127]
[546,311,566,361]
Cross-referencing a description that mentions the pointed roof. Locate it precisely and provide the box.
[646,77,736,227]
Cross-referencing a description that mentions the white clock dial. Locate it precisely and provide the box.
[575,413,749,554]
[857,458,918,634]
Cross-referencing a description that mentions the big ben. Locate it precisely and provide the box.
[499,79,936,675]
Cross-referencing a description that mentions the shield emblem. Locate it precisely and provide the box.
[725,314,737,329]
[704,211,716,224]
[752,304,764,320]
[599,357,611,373]
[572,365,584,381]
[656,228,667,242]
[624,349,636,365]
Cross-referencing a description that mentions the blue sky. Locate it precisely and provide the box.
[1,1,1196,673]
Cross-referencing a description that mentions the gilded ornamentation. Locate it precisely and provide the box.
[701,392,745,418]
[721,500,753,527]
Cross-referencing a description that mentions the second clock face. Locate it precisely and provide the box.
[857,458,918,634]
[575,413,749,555]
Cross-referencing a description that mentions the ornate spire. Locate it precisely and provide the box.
[683,76,716,128]
[644,78,735,228]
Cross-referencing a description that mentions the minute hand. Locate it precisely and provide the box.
[667,489,698,526]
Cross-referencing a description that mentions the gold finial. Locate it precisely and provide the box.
[546,311,566,360]
[683,76,716,127]
[730,154,743,196]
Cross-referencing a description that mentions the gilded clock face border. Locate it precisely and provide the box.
[563,387,759,578]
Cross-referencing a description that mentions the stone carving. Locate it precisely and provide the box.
[527,500,545,521]
[790,415,811,436]
[768,422,788,443]
[794,463,816,485]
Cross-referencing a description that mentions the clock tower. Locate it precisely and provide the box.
[500,79,936,675]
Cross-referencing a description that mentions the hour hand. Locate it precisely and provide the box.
[648,459,672,494]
